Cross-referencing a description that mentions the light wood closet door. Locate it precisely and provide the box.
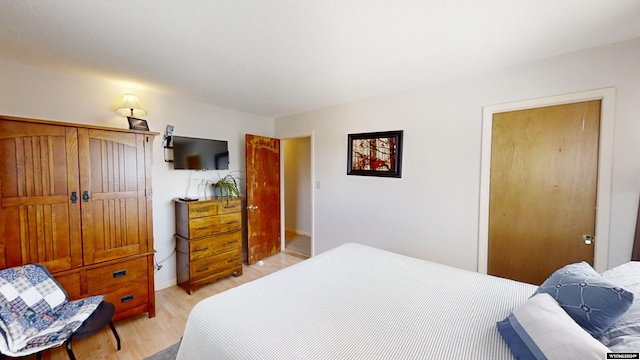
[79,129,149,264]
[0,120,82,272]
[488,100,600,284]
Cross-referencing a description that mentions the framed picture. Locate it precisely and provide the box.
[127,117,149,131]
[347,130,403,178]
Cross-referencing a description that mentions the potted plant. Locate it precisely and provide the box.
[211,171,241,202]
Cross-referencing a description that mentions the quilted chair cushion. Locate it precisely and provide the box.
[0,264,104,357]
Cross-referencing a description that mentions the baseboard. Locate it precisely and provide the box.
[285,227,311,237]
[155,277,177,291]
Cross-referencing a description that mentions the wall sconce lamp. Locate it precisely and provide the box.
[115,94,147,118]
[116,94,149,131]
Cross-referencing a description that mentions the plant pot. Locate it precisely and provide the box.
[212,186,229,198]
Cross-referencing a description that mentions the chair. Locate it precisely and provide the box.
[0,264,121,359]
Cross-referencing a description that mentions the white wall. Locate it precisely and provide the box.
[283,137,312,235]
[275,37,640,271]
[0,58,274,290]
[2,36,638,290]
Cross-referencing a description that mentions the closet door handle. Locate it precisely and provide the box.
[70,192,78,204]
[82,191,90,202]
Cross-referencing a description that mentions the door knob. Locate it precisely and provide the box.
[247,205,259,210]
[583,234,594,245]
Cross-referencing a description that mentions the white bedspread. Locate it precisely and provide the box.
[177,243,536,359]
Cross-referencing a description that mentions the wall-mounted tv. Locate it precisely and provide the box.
[172,136,229,170]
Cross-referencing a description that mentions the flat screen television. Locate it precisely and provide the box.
[172,136,229,170]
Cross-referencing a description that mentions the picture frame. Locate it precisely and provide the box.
[127,117,149,131]
[347,130,403,178]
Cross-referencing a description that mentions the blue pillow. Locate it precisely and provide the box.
[534,261,634,338]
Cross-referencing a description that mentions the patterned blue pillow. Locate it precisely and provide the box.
[535,261,634,338]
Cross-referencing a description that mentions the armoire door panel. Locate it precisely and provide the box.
[21,203,73,273]
[93,245,141,264]
[83,199,140,243]
[79,129,148,264]
[0,120,82,271]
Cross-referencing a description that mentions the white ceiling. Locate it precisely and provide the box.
[1,1,639,118]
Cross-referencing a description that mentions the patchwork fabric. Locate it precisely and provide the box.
[0,264,104,357]
[535,261,634,338]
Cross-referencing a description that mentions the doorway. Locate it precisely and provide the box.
[478,88,616,276]
[282,136,313,258]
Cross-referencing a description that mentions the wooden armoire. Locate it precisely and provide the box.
[0,115,156,321]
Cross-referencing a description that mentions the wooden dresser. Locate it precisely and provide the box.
[0,115,156,321]
[175,198,243,294]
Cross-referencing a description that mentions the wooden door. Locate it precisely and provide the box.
[488,100,600,284]
[245,134,280,264]
[79,129,149,264]
[0,120,82,272]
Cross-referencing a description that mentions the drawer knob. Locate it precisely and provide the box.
[196,208,211,212]
[113,269,127,278]
[195,226,209,230]
[227,239,238,245]
[195,247,209,252]
[227,257,239,263]
[226,221,238,225]
[196,266,209,273]
[121,294,134,303]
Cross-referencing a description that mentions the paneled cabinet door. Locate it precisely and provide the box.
[78,129,150,264]
[0,120,82,272]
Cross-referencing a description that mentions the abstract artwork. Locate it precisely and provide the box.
[347,130,403,178]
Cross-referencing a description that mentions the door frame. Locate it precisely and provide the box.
[478,87,616,274]
[279,132,315,257]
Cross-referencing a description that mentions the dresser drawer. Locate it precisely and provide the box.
[86,257,148,293]
[217,199,242,214]
[190,248,242,281]
[190,231,242,260]
[188,202,218,218]
[189,212,242,238]
[102,278,149,315]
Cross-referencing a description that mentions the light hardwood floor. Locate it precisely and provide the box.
[39,251,305,360]
[284,229,311,259]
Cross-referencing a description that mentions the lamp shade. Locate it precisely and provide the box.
[115,94,147,117]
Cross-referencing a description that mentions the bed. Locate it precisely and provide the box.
[176,242,639,359]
